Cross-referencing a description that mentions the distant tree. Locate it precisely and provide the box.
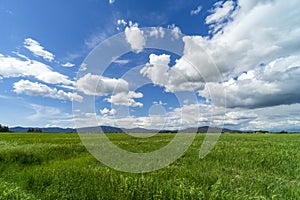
[27,128,34,132]
[36,128,43,133]
[256,130,269,134]
[27,128,42,133]
[0,124,9,132]
[279,130,288,134]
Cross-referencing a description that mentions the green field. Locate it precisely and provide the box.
[0,133,299,200]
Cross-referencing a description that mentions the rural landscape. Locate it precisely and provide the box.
[0,129,299,199]
[1,0,300,199]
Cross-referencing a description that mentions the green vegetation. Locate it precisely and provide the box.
[0,133,299,199]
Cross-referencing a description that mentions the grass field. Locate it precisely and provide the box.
[0,133,299,199]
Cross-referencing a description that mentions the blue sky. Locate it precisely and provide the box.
[0,0,300,131]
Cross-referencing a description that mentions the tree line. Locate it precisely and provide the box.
[0,124,43,133]
[27,128,43,133]
[0,124,9,132]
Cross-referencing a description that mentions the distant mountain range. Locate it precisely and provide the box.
[9,126,242,133]
[10,126,76,133]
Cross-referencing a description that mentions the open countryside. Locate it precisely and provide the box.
[0,133,299,199]
[1,0,300,199]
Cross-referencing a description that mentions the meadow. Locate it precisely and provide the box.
[0,133,299,199]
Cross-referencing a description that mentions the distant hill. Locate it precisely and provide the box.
[10,126,123,133]
[123,127,159,133]
[77,126,124,133]
[10,127,76,133]
[179,126,241,133]
[9,126,242,133]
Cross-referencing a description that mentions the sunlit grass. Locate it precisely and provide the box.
[0,133,299,199]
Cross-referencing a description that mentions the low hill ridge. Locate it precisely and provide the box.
[10,126,242,133]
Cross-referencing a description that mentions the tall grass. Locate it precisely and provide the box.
[0,133,299,199]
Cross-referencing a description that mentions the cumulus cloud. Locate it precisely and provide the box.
[149,27,165,38]
[140,54,170,87]
[100,108,117,116]
[141,37,225,92]
[13,79,83,102]
[72,99,299,131]
[190,5,202,16]
[116,19,127,31]
[76,73,143,107]
[168,24,182,40]
[125,22,146,53]
[109,0,115,4]
[76,73,129,96]
[201,0,300,77]
[95,103,222,130]
[92,101,300,131]
[205,1,236,33]
[140,53,206,92]
[0,53,73,85]
[106,91,143,107]
[241,104,300,132]
[62,62,75,67]
[79,63,87,71]
[206,1,235,24]
[24,38,55,62]
[200,55,300,108]
[142,0,300,110]
[117,19,127,26]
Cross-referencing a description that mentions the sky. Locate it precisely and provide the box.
[0,0,299,132]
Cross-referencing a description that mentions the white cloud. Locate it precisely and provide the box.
[140,54,170,87]
[62,62,75,67]
[142,0,300,110]
[100,108,117,116]
[153,100,167,106]
[0,53,73,85]
[97,114,169,130]
[202,0,300,77]
[79,63,87,71]
[24,38,55,62]
[125,22,146,53]
[168,24,182,39]
[149,27,165,38]
[200,55,300,108]
[106,91,143,107]
[116,19,128,31]
[191,5,202,16]
[206,1,235,24]
[242,104,300,132]
[73,101,300,131]
[76,73,143,107]
[76,73,129,96]
[72,101,300,131]
[95,103,221,130]
[219,103,300,132]
[206,1,236,34]
[113,59,130,65]
[140,53,205,92]
[109,0,115,4]
[13,79,83,102]
[117,19,127,26]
